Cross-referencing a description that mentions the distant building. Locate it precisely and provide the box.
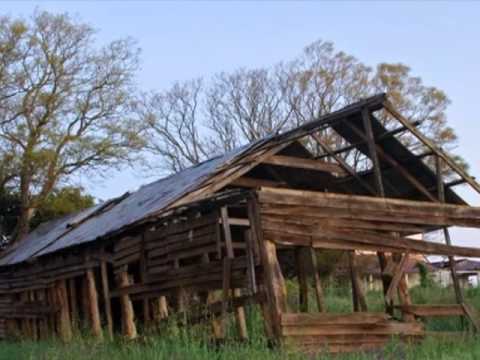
[430,259,480,288]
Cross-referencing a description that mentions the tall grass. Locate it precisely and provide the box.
[2,284,479,360]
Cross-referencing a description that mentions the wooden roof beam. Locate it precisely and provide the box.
[262,155,346,176]
[383,99,480,195]
[344,114,438,202]
[316,120,422,160]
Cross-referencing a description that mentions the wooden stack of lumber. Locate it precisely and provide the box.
[281,313,424,354]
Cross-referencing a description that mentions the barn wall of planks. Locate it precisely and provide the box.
[1,187,479,352]
[0,94,480,354]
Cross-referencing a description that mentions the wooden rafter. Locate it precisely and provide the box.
[262,155,346,176]
[383,99,480,195]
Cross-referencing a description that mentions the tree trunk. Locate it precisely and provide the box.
[12,207,35,243]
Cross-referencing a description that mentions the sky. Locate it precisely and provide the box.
[3,1,480,246]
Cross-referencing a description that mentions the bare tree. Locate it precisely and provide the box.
[206,68,293,147]
[0,11,145,241]
[141,39,458,177]
[140,79,210,173]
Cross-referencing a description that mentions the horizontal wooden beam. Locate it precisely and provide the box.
[230,177,286,189]
[396,305,465,317]
[262,155,346,176]
[281,312,390,326]
[257,187,480,228]
[264,224,480,257]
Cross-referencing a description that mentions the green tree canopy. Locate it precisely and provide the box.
[0,11,146,241]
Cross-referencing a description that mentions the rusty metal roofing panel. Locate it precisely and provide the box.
[0,146,248,266]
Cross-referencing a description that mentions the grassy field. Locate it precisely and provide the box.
[2,284,479,360]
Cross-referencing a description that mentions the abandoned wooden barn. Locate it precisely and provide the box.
[1,93,480,353]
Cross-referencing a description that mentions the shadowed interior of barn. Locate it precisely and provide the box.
[1,93,480,353]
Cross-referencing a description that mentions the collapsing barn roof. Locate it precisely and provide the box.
[0,93,477,267]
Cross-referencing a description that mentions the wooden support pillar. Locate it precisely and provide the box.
[221,257,232,334]
[436,156,464,305]
[55,279,72,342]
[157,296,169,320]
[100,262,113,340]
[348,251,367,312]
[118,270,137,339]
[19,292,31,339]
[36,289,49,338]
[248,198,287,341]
[310,248,326,312]
[173,259,187,325]
[361,108,393,315]
[28,291,38,340]
[295,247,309,313]
[81,277,90,329]
[233,289,248,341]
[207,291,225,340]
[86,269,103,340]
[391,253,415,322]
[245,229,257,295]
[47,286,57,336]
[68,278,78,331]
[220,206,236,339]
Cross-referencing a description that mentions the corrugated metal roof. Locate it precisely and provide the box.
[0,146,247,266]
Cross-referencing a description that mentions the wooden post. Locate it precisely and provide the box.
[348,251,367,312]
[86,269,103,339]
[28,291,38,340]
[436,156,464,305]
[248,198,287,341]
[47,286,56,336]
[221,257,232,334]
[157,296,169,320]
[233,288,248,340]
[391,253,415,322]
[81,276,90,329]
[19,292,31,339]
[295,247,309,313]
[36,289,49,338]
[68,278,78,331]
[118,270,137,339]
[173,259,187,325]
[310,248,326,312]
[361,108,393,315]
[207,291,225,340]
[55,280,72,342]
[100,262,113,339]
[245,229,257,295]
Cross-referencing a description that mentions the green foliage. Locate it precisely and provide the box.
[30,187,95,229]
[0,186,94,240]
[416,263,434,289]
[0,10,145,241]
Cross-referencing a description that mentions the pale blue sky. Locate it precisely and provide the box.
[3,1,480,246]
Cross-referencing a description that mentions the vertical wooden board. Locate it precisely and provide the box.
[248,197,288,341]
[295,248,309,313]
[86,269,103,340]
[68,278,79,331]
[233,289,248,340]
[118,271,137,340]
[310,248,326,313]
[100,262,113,339]
[56,280,72,342]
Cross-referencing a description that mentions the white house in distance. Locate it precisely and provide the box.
[430,259,480,288]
